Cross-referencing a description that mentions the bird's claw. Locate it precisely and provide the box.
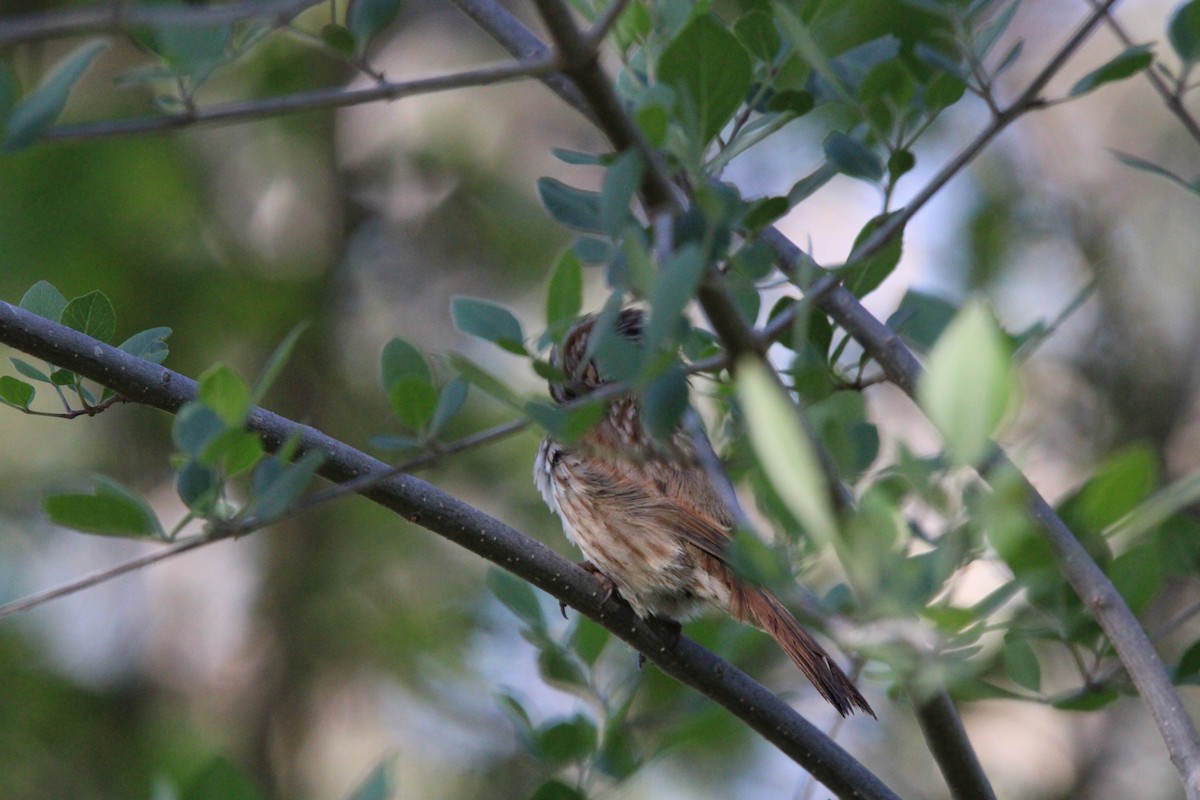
[560,560,617,619]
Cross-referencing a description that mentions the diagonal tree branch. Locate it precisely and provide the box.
[0,299,897,800]
[449,0,1200,796]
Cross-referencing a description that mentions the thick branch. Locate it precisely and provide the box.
[0,300,896,800]
[913,690,998,800]
[451,0,1200,794]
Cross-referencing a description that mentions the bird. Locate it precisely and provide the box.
[534,308,874,717]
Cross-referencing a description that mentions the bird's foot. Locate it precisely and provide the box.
[560,560,618,619]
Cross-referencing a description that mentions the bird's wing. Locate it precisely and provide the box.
[574,454,734,564]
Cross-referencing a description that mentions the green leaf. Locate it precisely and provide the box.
[535,715,597,767]
[180,757,263,800]
[570,618,610,666]
[486,567,545,631]
[1069,44,1154,96]
[117,326,172,364]
[380,337,431,390]
[727,530,789,586]
[600,150,644,235]
[1077,445,1157,531]
[389,375,438,428]
[347,0,403,52]
[537,178,604,233]
[62,290,116,343]
[917,301,1015,465]
[45,476,162,539]
[203,428,264,478]
[734,10,782,61]
[552,148,605,165]
[643,364,689,440]
[742,196,789,231]
[50,368,76,387]
[530,780,587,800]
[1052,690,1119,712]
[1002,632,1041,691]
[844,212,903,298]
[767,88,815,116]
[152,23,231,73]
[346,758,395,800]
[886,290,957,351]
[11,358,50,384]
[888,149,916,183]
[251,322,309,405]
[1110,149,1199,195]
[4,40,108,151]
[449,354,522,409]
[538,646,589,690]
[546,251,584,329]
[247,451,325,520]
[1169,0,1200,63]
[0,376,34,409]
[451,297,526,354]
[429,377,468,436]
[645,244,707,355]
[175,462,216,514]
[824,132,883,182]
[658,14,754,143]
[1109,541,1164,613]
[1107,467,1200,541]
[736,359,836,545]
[19,280,68,322]
[0,65,17,124]
[173,404,228,458]
[320,23,357,56]
[199,364,251,426]
[1177,639,1200,681]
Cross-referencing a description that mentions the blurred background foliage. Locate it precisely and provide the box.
[1,0,1200,799]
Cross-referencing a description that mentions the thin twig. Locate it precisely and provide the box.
[841,0,1121,270]
[0,534,211,621]
[0,0,320,48]
[45,55,559,143]
[581,0,631,52]
[1090,0,1200,147]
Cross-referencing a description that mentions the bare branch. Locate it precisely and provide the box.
[0,534,211,621]
[1091,0,1200,147]
[913,689,998,800]
[0,0,320,48]
[45,55,560,143]
[0,300,899,800]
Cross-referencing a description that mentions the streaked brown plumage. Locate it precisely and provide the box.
[534,309,873,717]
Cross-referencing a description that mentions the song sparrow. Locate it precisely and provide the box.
[534,309,873,717]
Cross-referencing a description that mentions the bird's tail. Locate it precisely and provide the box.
[733,587,874,717]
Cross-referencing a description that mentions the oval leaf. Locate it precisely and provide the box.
[61,290,116,343]
[736,358,836,545]
[451,297,526,354]
[19,280,68,322]
[4,40,108,151]
[918,301,1016,465]
[0,376,34,409]
[659,14,753,143]
[380,337,431,390]
[1069,44,1154,97]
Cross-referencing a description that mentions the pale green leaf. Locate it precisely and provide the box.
[736,359,836,544]
[917,301,1016,465]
